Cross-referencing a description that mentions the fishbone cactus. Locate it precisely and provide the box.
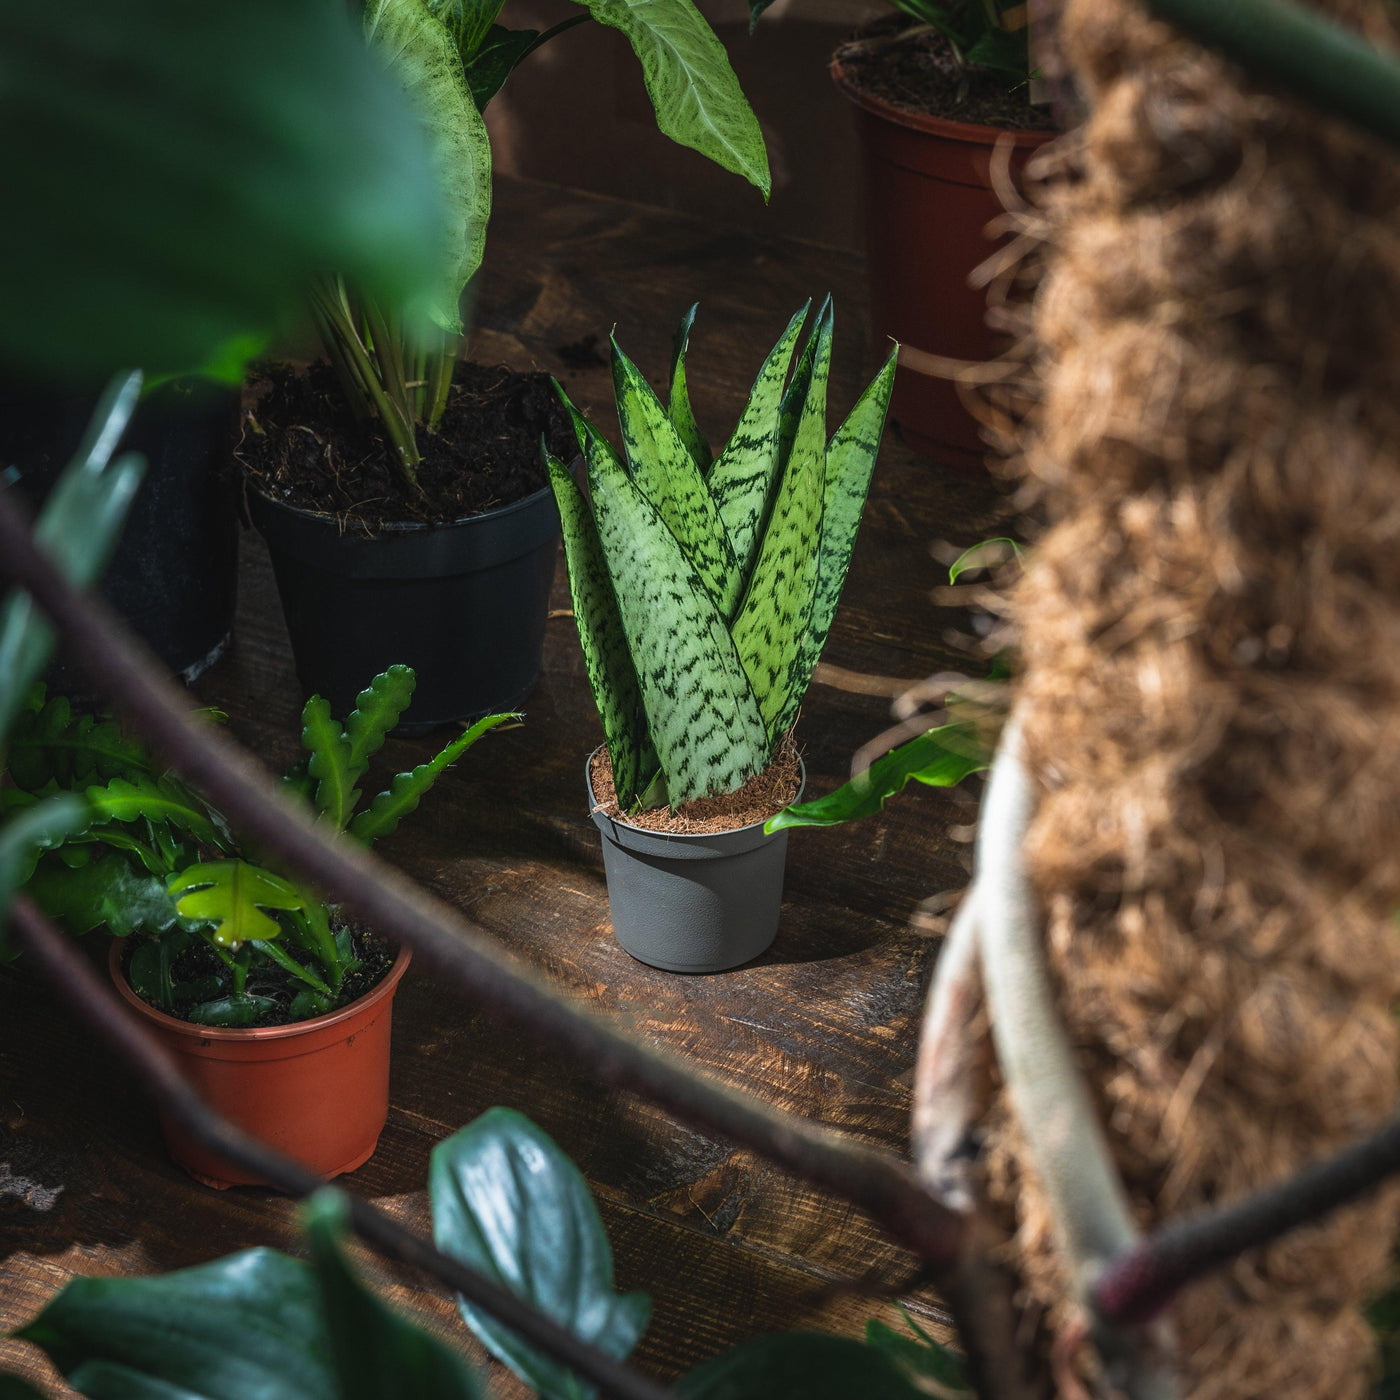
[548,300,897,812]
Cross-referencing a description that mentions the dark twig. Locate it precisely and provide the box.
[8,896,675,1400]
[1094,1110,1400,1326]
[0,489,965,1275]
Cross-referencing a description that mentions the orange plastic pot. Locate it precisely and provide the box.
[831,59,1054,466]
[109,941,411,1188]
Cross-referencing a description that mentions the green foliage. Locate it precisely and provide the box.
[947,537,1021,583]
[430,1108,650,1400]
[551,303,896,809]
[0,374,144,741]
[0,0,443,386]
[167,861,308,949]
[26,852,180,940]
[302,697,358,832]
[0,793,91,959]
[0,1378,46,1400]
[866,1309,970,1393]
[676,1333,929,1399]
[7,690,156,791]
[83,775,224,851]
[765,722,988,833]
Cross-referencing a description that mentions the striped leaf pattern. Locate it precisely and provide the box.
[587,437,768,805]
[546,300,892,808]
[668,303,711,472]
[774,344,898,737]
[546,450,657,808]
[611,339,739,614]
[730,307,833,738]
[707,303,808,593]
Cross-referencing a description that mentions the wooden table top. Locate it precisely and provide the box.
[0,176,1013,1396]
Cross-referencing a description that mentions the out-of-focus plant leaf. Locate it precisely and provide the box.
[570,0,770,197]
[430,1107,650,1400]
[304,1190,484,1400]
[26,851,180,939]
[948,537,1022,583]
[676,1333,927,1400]
[187,993,281,1028]
[350,711,515,843]
[0,374,144,740]
[84,775,221,849]
[167,860,306,949]
[0,1377,49,1400]
[16,1248,338,1400]
[765,721,987,833]
[0,0,443,384]
[463,24,542,106]
[0,793,90,958]
[866,1310,970,1394]
[8,690,156,791]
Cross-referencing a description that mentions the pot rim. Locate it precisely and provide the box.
[108,938,413,1042]
[243,469,558,537]
[585,745,806,841]
[829,54,1057,146]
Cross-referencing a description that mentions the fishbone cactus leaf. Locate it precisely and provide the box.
[730,304,833,737]
[588,438,767,805]
[167,860,306,948]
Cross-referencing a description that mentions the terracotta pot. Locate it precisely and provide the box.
[831,58,1054,466]
[109,941,411,1188]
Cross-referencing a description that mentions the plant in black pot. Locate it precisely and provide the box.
[549,299,896,972]
[811,0,1056,466]
[240,0,771,732]
[4,666,511,1186]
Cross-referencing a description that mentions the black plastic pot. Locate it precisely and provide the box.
[586,750,805,974]
[247,479,562,731]
[2,377,239,685]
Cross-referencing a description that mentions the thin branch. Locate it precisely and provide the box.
[974,718,1179,1400]
[1094,1110,1400,1326]
[0,489,965,1275]
[8,897,675,1400]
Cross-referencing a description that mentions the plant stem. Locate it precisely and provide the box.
[8,896,677,1400]
[517,12,590,61]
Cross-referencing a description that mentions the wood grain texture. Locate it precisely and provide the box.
[0,174,1013,1394]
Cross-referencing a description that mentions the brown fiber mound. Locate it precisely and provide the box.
[985,1,1400,1396]
[589,740,802,834]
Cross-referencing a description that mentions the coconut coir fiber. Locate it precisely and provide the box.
[589,740,801,834]
[981,0,1400,1396]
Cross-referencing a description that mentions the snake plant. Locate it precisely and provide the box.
[548,300,897,812]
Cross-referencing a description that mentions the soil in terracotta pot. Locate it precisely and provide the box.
[590,738,802,834]
[835,15,1052,130]
[238,360,577,530]
[124,925,395,1029]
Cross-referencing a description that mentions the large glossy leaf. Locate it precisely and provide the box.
[677,1333,927,1400]
[304,1192,484,1400]
[349,712,515,843]
[366,0,494,328]
[167,860,306,949]
[611,339,738,614]
[775,345,897,737]
[548,452,656,808]
[26,851,181,939]
[0,375,144,740]
[668,303,711,472]
[0,793,90,958]
[7,690,155,791]
[1,0,442,384]
[707,305,808,594]
[588,435,768,804]
[301,696,356,831]
[16,1248,338,1400]
[729,303,832,739]
[430,1108,650,1400]
[571,0,769,196]
[765,722,988,833]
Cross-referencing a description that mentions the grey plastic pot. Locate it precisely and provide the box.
[586,750,804,974]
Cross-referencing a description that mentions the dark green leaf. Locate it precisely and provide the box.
[26,852,180,938]
[747,0,776,29]
[427,0,508,61]
[304,1190,483,1400]
[350,712,515,843]
[7,691,155,791]
[167,861,306,949]
[463,25,542,107]
[0,0,443,384]
[430,1108,650,1400]
[569,0,769,196]
[17,1248,338,1400]
[676,1333,927,1400]
[667,303,711,472]
[865,1312,970,1393]
[765,722,988,833]
[187,994,279,1028]
[0,793,90,959]
[0,1377,49,1400]
[0,376,144,740]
